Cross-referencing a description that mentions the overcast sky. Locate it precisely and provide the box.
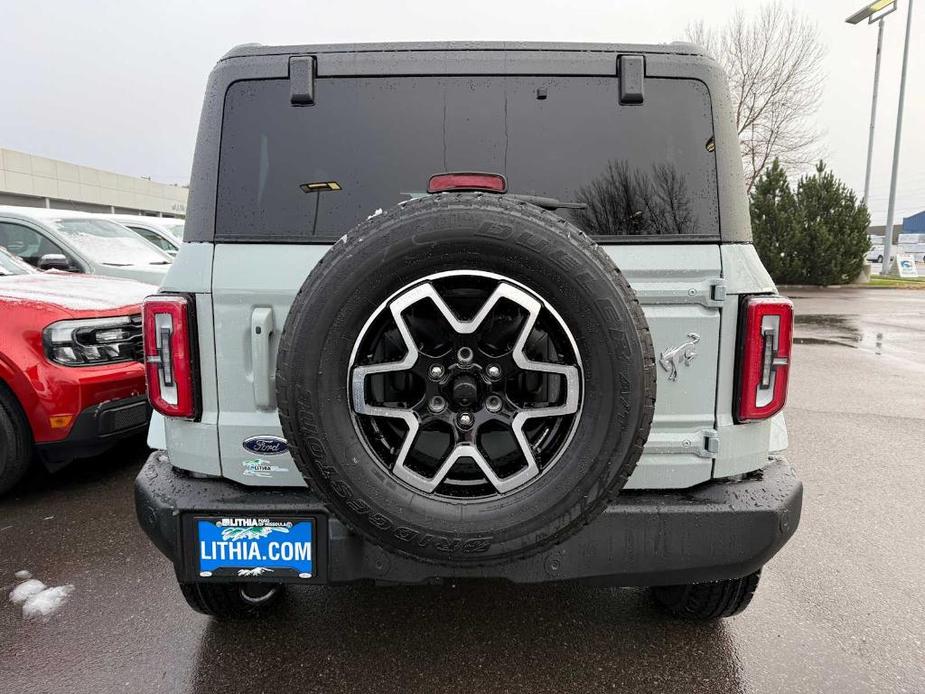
[1,0,921,223]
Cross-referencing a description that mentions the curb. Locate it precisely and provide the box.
[778,283,925,291]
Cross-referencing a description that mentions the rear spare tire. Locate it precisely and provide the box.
[277,194,655,566]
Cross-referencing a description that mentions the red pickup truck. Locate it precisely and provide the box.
[0,249,152,495]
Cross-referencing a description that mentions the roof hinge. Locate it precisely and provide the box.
[289,56,316,106]
[618,54,645,104]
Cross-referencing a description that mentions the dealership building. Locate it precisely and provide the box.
[0,147,187,218]
[867,210,925,241]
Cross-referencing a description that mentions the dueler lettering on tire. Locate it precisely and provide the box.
[277,193,656,567]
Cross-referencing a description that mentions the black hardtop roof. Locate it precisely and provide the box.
[182,39,751,244]
[222,40,708,61]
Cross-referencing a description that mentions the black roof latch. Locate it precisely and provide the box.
[289,56,316,106]
[618,55,645,105]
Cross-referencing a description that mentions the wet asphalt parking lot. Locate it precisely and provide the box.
[1,287,923,694]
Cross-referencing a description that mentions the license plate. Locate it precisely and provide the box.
[192,516,317,581]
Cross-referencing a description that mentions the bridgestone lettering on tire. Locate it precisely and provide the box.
[277,194,656,566]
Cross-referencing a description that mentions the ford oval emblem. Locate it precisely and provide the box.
[242,436,288,455]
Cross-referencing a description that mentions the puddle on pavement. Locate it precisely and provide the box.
[794,314,885,355]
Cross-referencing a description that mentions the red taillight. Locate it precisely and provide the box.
[427,172,507,194]
[142,295,197,419]
[736,296,793,423]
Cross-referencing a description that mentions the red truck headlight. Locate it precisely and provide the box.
[735,296,793,423]
[142,295,199,419]
[43,315,142,366]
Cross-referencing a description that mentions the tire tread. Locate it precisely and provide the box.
[651,570,761,619]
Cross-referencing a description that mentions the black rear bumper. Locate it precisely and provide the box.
[135,451,802,586]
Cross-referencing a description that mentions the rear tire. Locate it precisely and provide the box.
[179,582,285,620]
[0,385,32,496]
[651,570,761,619]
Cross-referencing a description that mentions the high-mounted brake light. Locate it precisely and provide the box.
[143,295,198,419]
[427,172,507,194]
[736,296,793,422]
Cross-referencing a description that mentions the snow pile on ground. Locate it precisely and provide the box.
[9,579,46,604]
[8,570,74,621]
[21,585,75,620]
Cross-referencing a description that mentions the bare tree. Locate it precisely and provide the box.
[687,2,826,192]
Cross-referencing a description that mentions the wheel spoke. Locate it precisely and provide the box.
[389,280,542,337]
[395,443,469,493]
[510,299,581,414]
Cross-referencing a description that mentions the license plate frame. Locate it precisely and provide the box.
[182,513,326,584]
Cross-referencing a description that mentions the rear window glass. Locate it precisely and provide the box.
[217,76,719,242]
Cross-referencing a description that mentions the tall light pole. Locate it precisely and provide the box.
[881,0,915,274]
[846,0,898,208]
[863,19,885,206]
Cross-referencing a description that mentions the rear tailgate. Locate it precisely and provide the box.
[615,245,722,488]
[209,242,722,489]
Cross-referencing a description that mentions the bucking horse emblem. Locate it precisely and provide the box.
[659,333,700,382]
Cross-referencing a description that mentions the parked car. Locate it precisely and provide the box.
[103,214,183,256]
[868,243,925,264]
[0,206,172,285]
[0,248,151,495]
[155,217,184,240]
[867,245,884,263]
[136,41,802,620]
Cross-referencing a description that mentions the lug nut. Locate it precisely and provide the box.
[428,364,445,381]
[485,395,502,413]
[486,364,502,380]
[457,347,474,365]
[428,395,447,413]
[456,412,474,429]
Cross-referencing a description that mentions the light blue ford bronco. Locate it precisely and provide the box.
[135,41,802,620]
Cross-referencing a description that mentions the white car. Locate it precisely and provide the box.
[868,244,925,264]
[101,214,184,256]
[0,206,171,285]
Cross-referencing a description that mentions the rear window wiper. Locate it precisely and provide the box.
[505,194,586,211]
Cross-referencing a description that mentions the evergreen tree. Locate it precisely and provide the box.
[750,159,870,285]
[750,159,802,283]
[793,162,870,285]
